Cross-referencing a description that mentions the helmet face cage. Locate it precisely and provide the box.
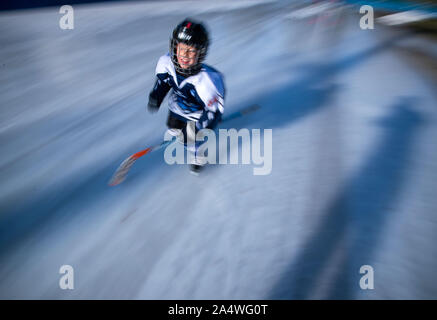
[170,39,207,76]
[169,19,209,77]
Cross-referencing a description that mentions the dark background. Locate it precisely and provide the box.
[1,0,129,11]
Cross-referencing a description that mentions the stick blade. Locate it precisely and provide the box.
[108,155,137,186]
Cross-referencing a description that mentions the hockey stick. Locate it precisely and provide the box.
[108,104,260,186]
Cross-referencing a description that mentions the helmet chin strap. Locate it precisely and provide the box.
[176,66,200,77]
[177,66,201,77]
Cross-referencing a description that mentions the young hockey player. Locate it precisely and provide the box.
[147,18,225,175]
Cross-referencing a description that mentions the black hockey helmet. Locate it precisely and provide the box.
[170,18,209,76]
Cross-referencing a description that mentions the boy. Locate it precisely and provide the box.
[147,18,225,175]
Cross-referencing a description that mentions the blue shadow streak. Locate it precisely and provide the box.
[268,99,424,299]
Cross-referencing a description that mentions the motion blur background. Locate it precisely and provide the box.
[1,0,437,299]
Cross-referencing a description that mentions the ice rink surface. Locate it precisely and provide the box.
[1,0,437,299]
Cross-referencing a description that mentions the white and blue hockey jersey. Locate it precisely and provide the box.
[150,53,225,130]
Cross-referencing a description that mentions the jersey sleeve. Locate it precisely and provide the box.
[149,54,173,109]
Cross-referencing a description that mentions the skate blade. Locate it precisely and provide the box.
[189,170,200,176]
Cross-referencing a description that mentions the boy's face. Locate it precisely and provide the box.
[176,42,198,69]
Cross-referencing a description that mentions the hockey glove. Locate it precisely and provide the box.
[147,95,160,113]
